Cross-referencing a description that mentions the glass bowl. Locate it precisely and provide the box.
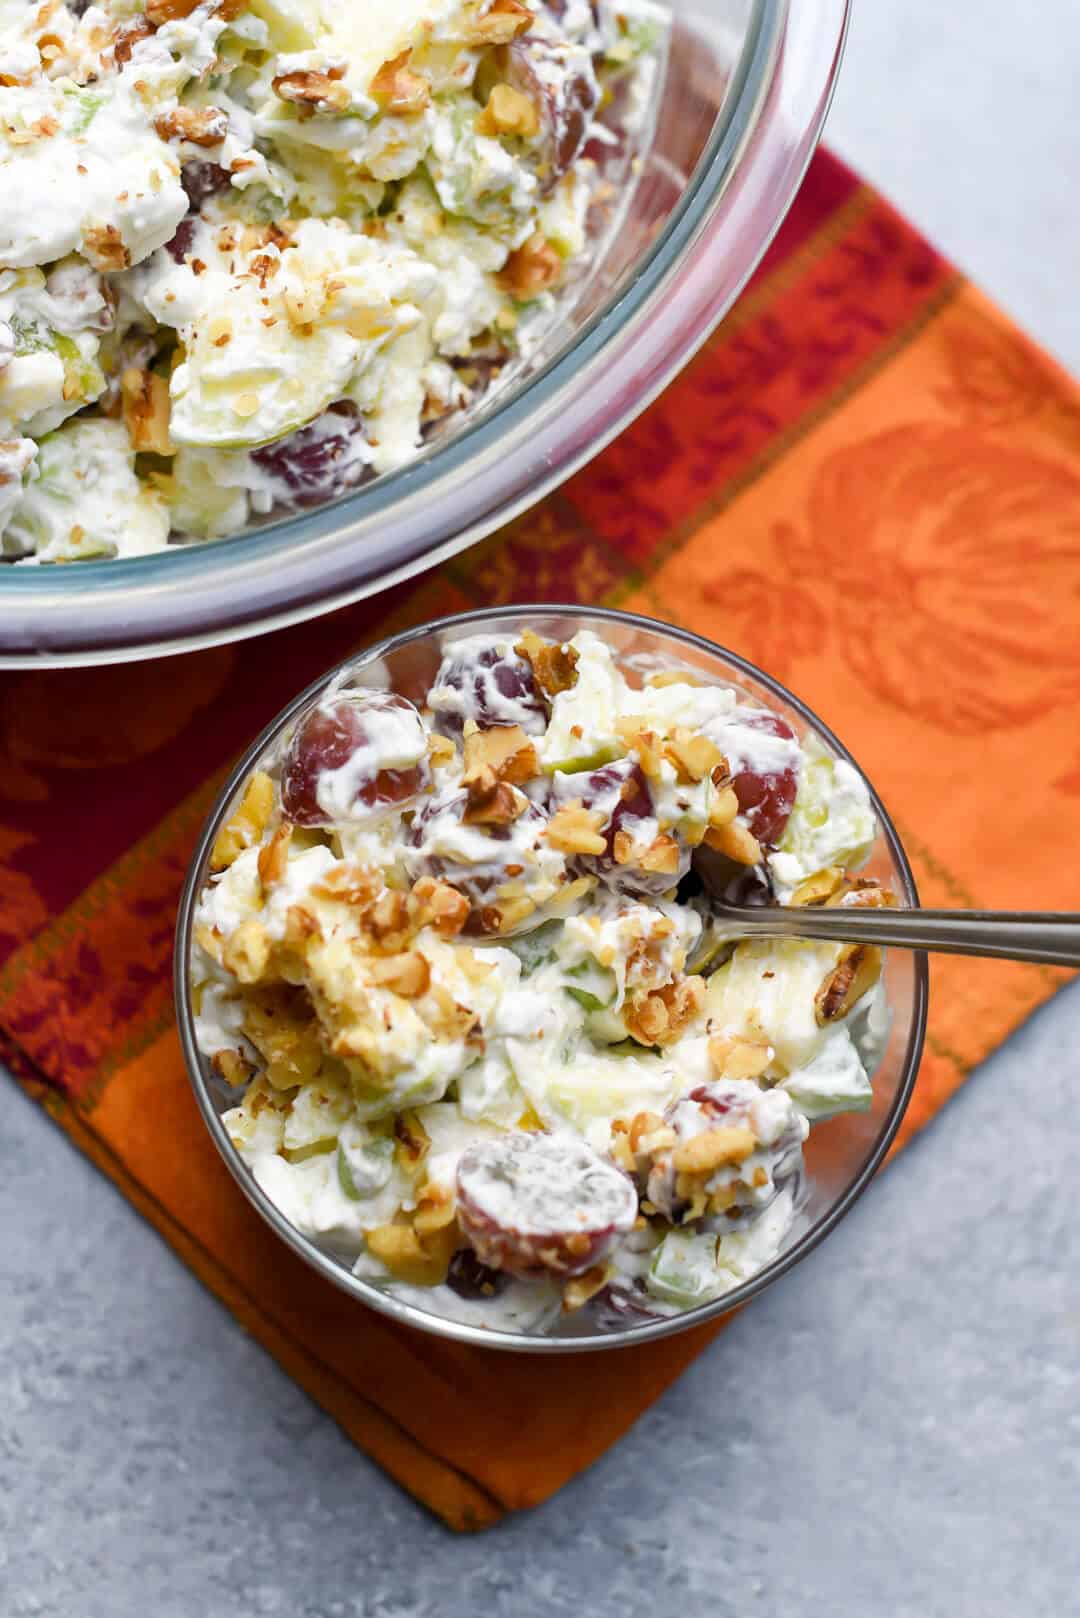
[0,0,850,667]
[174,604,928,1353]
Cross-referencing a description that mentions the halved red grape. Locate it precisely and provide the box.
[164,217,197,264]
[456,1133,638,1278]
[180,161,232,209]
[281,691,430,826]
[554,758,691,897]
[707,709,800,847]
[252,406,372,510]
[428,637,546,736]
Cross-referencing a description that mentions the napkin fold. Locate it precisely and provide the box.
[2,150,1078,1529]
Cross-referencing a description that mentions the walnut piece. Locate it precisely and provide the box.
[703,819,761,866]
[498,233,563,296]
[370,50,430,114]
[222,919,271,985]
[365,1219,460,1286]
[256,824,292,888]
[210,771,274,870]
[562,1265,609,1313]
[153,105,228,147]
[625,976,706,1048]
[411,875,470,938]
[476,83,539,138]
[516,628,579,695]
[462,773,525,827]
[461,722,538,786]
[369,950,431,999]
[463,0,534,44]
[671,1125,756,1175]
[393,1109,430,1167]
[814,943,882,1025]
[662,728,726,785]
[708,1033,772,1081]
[272,67,350,113]
[544,801,607,856]
[120,367,171,455]
[82,224,129,272]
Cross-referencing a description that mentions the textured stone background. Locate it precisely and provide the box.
[3,4,1079,1613]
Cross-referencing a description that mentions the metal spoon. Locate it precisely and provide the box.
[699,903,1080,969]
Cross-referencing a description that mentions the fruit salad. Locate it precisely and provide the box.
[0,0,665,561]
[191,626,896,1336]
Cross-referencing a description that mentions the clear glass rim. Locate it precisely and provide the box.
[174,603,929,1355]
[0,0,855,665]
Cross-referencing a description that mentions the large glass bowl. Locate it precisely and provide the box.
[174,604,928,1353]
[0,0,850,667]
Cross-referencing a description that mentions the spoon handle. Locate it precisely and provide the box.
[720,907,1080,968]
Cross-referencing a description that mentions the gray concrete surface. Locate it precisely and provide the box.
[3,4,1080,1614]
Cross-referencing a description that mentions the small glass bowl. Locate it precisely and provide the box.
[174,605,928,1353]
[2,0,850,665]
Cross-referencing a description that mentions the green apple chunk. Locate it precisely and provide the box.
[3,418,169,562]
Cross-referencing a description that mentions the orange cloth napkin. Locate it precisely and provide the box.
[2,151,1078,1530]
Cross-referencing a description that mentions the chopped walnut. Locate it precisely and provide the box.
[370,50,430,114]
[411,875,470,938]
[638,834,680,875]
[614,717,664,780]
[475,894,536,934]
[703,818,761,866]
[393,1109,430,1167]
[708,1033,772,1081]
[256,824,292,888]
[707,785,739,829]
[462,772,525,827]
[144,0,199,23]
[516,628,579,696]
[222,919,271,985]
[210,771,274,870]
[671,1125,756,1176]
[153,105,228,147]
[789,866,847,907]
[462,0,534,43]
[82,224,129,273]
[498,233,563,297]
[562,1265,610,1313]
[367,889,412,951]
[310,862,382,909]
[369,950,431,999]
[476,83,539,138]
[365,1219,460,1286]
[625,975,706,1048]
[815,943,882,1025]
[427,731,457,768]
[663,728,726,785]
[272,68,350,114]
[111,17,155,65]
[461,722,538,786]
[545,801,607,856]
[120,367,171,455]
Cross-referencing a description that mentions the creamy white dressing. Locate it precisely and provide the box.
[1,0,665,560]
[193,630,887,1334]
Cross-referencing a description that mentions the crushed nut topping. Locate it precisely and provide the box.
[370,50,430,114]
[516,629,579,696]
[815,944,882,1025]
[497,232,563,296]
